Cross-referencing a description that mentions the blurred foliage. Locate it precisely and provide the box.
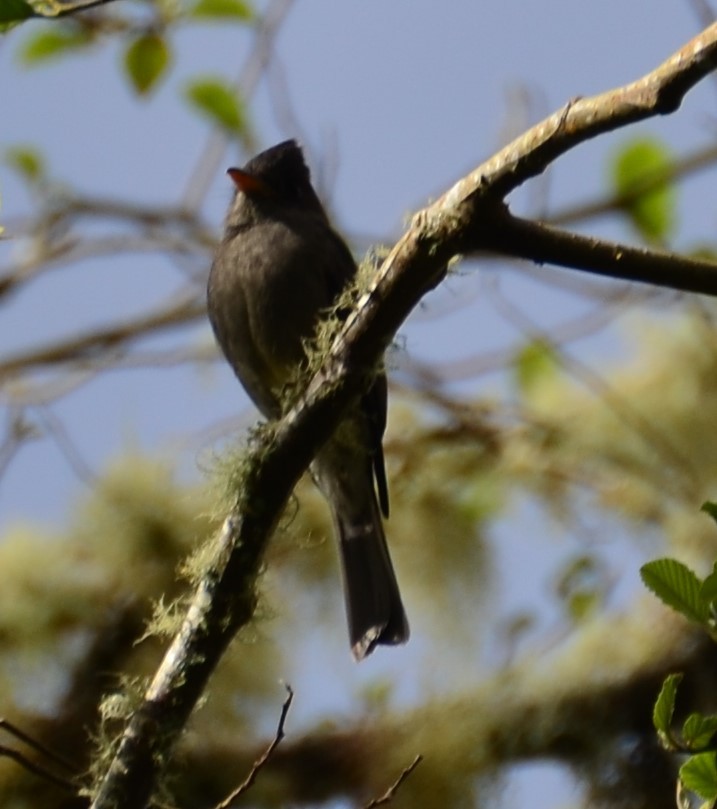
[19,23,92,63]
[123,31,171,96]
[0,0,35,29]
[184,76,248,136]
[6,0,254,139]
[188,0,253,20]
[4,145,46,184]
[3,310,717,805]
[512,338,558,396]
[611,137,676,244]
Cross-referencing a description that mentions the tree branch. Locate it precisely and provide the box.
[0,294,205,378]
[482,210,717,296]
[32,0,122,18]
[453,23,717,203]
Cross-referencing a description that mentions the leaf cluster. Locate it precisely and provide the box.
[4,0,253,140]
[642,505,717,808]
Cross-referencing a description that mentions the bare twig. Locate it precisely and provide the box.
[35,406,98,487]
[0,294,205,379]
[363,754,423,808]
[0,233,208,304]
[0,744,77,792]
[212,684,294,809]
[0,408,37,481]
[0,718,77,773]
[0,719,78,792]
[689,0,717,29]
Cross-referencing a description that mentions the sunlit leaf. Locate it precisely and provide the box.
[640,558,708,624]
[680,752,717,802]
[701,560,717,611]
[189,0,253,20]
[124,33,171,96]
[701,501,717,525]
[5,145,45,183]
[19,26,91,64]
[611,138,675,243]
[513,339,557,394]
[683,713,717,750]
[185,77,245,135]
[653,673,682,742]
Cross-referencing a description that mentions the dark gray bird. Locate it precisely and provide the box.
[207,140,409,660]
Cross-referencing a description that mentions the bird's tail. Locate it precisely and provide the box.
[332,493,409,661]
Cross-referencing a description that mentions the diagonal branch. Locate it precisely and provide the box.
[89,23,717,809]
[450,23,717,204]
[0,294,206,379]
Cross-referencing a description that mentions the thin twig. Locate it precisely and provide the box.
[0,233,208,303]
[0,719,78,792]
[0,294,205,378]
[363,754,423,808]
[212,684,294,809]
[0,745,77,792]
[0,718,77,773]
[0,409,37,482]
[35,406,98,487]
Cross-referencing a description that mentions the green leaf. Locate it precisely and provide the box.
[680,752,717,802]
[124,33,171,96]
[19,26,91,64]
[513,339,557,394]
[640,558,708,624]
[701,562,717,608]
[189,0,253,20]
[185,77,245,135]
[4,146,45,183]
[0,0,36,28]
[683,713,717,750]
[702,502,717,525]
[653,673,682,740]
[611,137,675,243]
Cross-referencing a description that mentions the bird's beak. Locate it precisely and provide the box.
[227,168,273,197]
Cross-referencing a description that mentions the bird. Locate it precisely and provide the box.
[207,140,409,660]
